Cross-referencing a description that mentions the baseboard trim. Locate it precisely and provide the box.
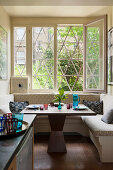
[35,132,82,137]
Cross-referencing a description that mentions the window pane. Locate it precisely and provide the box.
[108,29,113,82]
[32,27,54,89]
[14,27,26,76]
[85,19,104,90]
[57,26,83,91]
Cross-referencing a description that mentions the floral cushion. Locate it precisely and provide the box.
[83,100,103,114]
[9,101,29,113]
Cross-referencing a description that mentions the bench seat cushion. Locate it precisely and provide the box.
[82,115,113,136]
[0,95,14,114]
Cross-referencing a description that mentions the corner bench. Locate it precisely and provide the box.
[82,94,113,163]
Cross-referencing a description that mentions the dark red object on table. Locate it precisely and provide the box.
[67,104,70,109]
[70,103,73,108]
[44,104,48,110]
[40,106,44,110]
[50,102,54,107]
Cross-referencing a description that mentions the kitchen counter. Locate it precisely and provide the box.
[0,114,36,170]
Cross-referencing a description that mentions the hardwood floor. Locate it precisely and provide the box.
[34,134,113,170]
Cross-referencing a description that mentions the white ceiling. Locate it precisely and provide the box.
[0,0,113,6]
[3,6,111,17]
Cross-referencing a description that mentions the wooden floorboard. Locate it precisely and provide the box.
[34,135,113,170]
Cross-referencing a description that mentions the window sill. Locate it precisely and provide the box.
[11,92,104,95]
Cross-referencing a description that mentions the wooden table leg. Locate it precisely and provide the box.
[48,115,67,153]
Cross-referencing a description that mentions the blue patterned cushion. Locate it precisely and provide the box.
[83,100,103,114]
[9,101,29,113]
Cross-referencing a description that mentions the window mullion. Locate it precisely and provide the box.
[83,25,86,91]
[11,26,14,77]
[104,15,107,93]
[26,26,32,91]
[54,26,57,91]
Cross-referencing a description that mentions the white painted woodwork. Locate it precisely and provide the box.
[89,130,113,163]
[34,116,89,136]
[0,7,10,95]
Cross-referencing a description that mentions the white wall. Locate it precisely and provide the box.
[107,7,113,95]
[0,6,10,94]
[0,6,110,95]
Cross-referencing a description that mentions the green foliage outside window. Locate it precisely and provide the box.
[14,26,100,91]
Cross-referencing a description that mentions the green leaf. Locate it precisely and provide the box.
[53,88,68,103]
[53,98,59,102]
[59,88,64,96]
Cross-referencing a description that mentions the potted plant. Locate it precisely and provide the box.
[53,88,68,110]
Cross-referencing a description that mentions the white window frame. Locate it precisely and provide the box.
[32,26,55,91]
[13,27,26,77]
[11,16,107,93]
[83,16,107,93]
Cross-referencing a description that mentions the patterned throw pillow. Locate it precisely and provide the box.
[9,101,29,113]
[83,100,103,114]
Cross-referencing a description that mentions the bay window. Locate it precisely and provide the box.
[12,16,107,93]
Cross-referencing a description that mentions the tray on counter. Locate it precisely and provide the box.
[0,121,29,139]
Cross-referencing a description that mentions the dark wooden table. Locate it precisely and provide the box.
[23,104,96,153]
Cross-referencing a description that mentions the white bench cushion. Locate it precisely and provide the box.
[82,115,113,136]
[101,94,113,115]
[0,94,14,114]
[0,94,14,107]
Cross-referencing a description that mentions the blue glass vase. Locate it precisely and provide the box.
[73,94,80,108]
[58,101,62,110]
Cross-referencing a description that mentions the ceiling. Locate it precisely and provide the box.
[3,6,111,17]
[0,0,113,6]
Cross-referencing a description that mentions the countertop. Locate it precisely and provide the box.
[0,114,36,170]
